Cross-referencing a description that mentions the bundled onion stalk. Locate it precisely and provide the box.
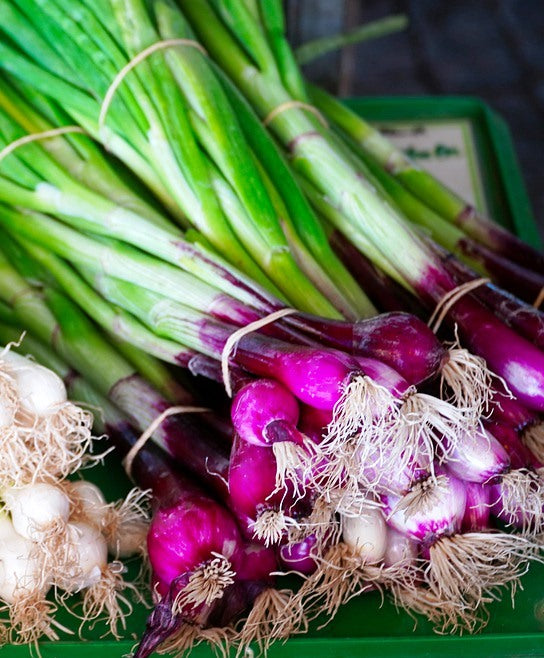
[0,0,542,645]
[0,337,147,647]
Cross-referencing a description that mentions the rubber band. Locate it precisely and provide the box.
[123,405,209,478]
[0,127,85,165]
[98,39,208,133]
[428,278,490,334]
[533,287,544,309]
[221,308,298,398]
[262,101,328,129]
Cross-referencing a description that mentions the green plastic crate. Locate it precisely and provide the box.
[5,97,543,657]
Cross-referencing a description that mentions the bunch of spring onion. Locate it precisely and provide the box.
[0,337,148,646]
[0,216,542,642]
[0,0,543,642]
[0,71,499,514]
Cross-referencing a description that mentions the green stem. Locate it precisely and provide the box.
[80,266,221,359]
[218,68,375,318]
[258,0,307,100]
[308,83,465,218]
[295,15,408,65]
[14,237,192,366]
[0,206,244,317]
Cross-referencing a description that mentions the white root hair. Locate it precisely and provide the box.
[78,561,141,640]
[3,592,63,647]
[286,496,340,549]
[497,468,544,533]
[441,341,495,424]
[307,375,401,505]
[172,554,235,614]
[236,588,303,656]
[288,543,413,629]
[101,488,151,558]
[252,509,300,547]
[0,402,95,488]
[421,532,542,632]
[272,435,317,501]
[396,390,469,474]
[390,474,450,519]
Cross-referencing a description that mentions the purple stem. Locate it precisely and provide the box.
[455,236,544,305]
[329,228,426,315]
[454,204,544,275]
[487,379,539,433]
[441,248,544,348]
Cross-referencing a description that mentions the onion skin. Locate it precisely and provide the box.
[299,405,332,440]
[443,428,510,484]
[281,311,445,387]
[228,435,305,542]
[353,313,445,386]
[486,421,542,470]
[383,471,467,545]
[236,543,278,583]
[147,493,244,588]
[108,423,246,588]
[353,356,412,398]
[4,483,71,541]
[222,331,357,410]
[384,527,418,568]
[279,534,319,575]
[438,288,544,412]
[487,386,538,432]
[461,482,491,532]
[228,435,285,523]
[341,508,387,564]
[231,379,299,447]
[1,350,67,415]
[361,442,431,495]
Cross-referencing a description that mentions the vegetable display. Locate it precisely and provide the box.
[0,0,542,656]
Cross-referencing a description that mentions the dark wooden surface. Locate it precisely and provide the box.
[287,0,544,241]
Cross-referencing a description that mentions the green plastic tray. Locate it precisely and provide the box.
[6,97,543,657]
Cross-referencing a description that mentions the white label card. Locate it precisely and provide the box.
[373,120,487,213]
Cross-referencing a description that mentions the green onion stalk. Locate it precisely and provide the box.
[0,79,288,305]
[0,85,369,335]
[307,84,544,274]
[171,0,544,414]
[0,0,372,319]
[0,205,331,360]
[318,111,544,304]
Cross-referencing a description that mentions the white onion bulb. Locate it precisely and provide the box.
[4,483,71,541]
[384,526,418,567]
[2,351,67,416]
[68,480,108,528]
[0,518,46,604]
[341,506,387,564]
[57,522,108,592]
[108,519,148,558]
